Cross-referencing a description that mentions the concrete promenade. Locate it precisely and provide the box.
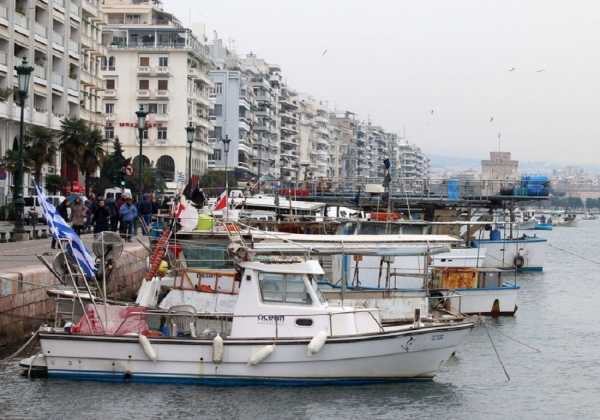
[0,233,150,347]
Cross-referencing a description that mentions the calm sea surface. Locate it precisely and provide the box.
[1,223,599,419]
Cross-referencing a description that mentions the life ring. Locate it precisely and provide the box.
[513,254,525,268]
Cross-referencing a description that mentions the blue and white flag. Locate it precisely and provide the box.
[35,184,97,279]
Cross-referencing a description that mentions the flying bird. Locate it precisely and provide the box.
[536,69,545,73]
[508,67,516,72]
[429,109,435,116]
[321,49,328,56]
[489,116,494,122]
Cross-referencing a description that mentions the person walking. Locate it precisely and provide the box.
[51,198,70,249]
[92,199,111,234]
[106,197,118,232]
[138,193,153,235]
[119,194,138,241]
[70,197,87,236]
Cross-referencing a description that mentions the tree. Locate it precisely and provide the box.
[27,126,57,183]
[127,165,166,194]
[58,118,87,166]
[79,127,105,195]
[45,174,68,194]
[198,170,238,192]
[98,137,127,195]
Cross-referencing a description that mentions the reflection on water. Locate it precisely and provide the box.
[2,223,600,419]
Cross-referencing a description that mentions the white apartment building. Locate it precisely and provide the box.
[79,0,105,129]
[101,0,213,185]
[0,0,83,199]
[397,141,430,179]
[279,83,299,182]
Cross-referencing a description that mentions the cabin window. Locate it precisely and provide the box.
[259,273,312,305]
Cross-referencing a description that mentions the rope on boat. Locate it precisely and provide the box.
[483,321,511,382]
[487,324,542,353]
[547,243,600,266]
[0,328,40,364]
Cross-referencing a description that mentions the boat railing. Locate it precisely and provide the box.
[106,308,386,339]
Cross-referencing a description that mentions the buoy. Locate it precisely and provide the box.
[248,345,275,366]
[307,331,328,356]
[138,334,157,362]
[212,334,224,364]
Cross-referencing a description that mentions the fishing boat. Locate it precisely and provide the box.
[21,259,473,385]
[429,267,518,316]
[471,229,546,271]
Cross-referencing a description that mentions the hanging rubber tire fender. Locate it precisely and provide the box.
[513,254,525,268]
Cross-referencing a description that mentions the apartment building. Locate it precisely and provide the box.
[397,141,430,179]
[101,0,213,185]
[79,0,105,129]
[329,111,356,181]
[0,0,83,199]
[279,83,299,182]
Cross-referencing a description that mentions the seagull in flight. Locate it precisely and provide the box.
[508,67,516,72]
[489,116,494,122]
[536,69,545,73]
[321,49,328,56]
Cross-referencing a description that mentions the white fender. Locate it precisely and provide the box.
[248,345,275,366]
[212,334,224,364]
[307,331,328,356]
[138,334,157,362]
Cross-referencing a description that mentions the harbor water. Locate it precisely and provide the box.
[1,222,599,419]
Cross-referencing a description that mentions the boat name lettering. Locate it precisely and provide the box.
[257,314,285,323]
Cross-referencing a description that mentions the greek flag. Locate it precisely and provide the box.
[35,184,97,279]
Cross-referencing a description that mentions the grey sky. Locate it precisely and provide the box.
[163,0,599,164]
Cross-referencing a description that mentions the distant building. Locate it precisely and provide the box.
[481,151,519,194]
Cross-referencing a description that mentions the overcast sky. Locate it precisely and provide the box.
[163,0,599,164]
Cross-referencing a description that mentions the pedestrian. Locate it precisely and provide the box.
[106,197,118,231]
[51,198,70,249]
[119,194,138,241]
[93,199,110,234]
[139,193,153,234]
[85,193,97,233]
[70,197,87,236]
[115,194,125,232]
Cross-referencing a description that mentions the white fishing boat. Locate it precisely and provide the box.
[23,260,473,384]
[430,267,518,316]
[471,230,546,272]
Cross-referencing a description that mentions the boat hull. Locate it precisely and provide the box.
[445,287,518,316]
[38,324,472,385]
[471,237,546,271]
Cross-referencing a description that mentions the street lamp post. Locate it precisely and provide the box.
[13,57,33,242]
[135,105,147,203]
[221,135,231,220]
[185,122,195,187]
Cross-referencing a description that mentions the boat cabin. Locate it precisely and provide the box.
[430,267,515,290]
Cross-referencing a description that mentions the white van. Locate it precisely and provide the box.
[104,187,132,201]
[24,195,66,223]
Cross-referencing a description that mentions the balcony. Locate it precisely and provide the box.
[137,66,151,74]
[0,6,7,24]
[51,73,64,89]
[104,89,116,97]
[14,12,29,32]
[156,66,169,75]
[70,2,79,17]
[53,32,64,50]
[136,89,150,97]
[54,0,65,10]
[68,40,79,55]
[66,77,78,90]
[155,89,169,98]
[34,65,46,80]
[34,22,48,41]
[82,0,98,14]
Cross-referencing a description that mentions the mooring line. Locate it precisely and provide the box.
[485,322,542,353]
[483,322,511,381]
[548,243,600,266]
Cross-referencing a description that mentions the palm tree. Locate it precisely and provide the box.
[79,127,105,195]
[27,126,56,183]
[58,117,86,167]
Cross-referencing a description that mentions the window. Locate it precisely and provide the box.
[158,56,168,67]
[138,79,149,90]
[213,126,222,140]
[140,129,148,139]
[259,273,312,305]
[105,79,115,90]
[105,103,114,114]
[158,103,168,115]
[104,126,114,139]
[157,127,167,140]
[108,56,115,71]
[215,82,223,95]
[214,104,222,116]
[139,56,150,66]
[140,103,157,114]
[158,79,168,90]
[210,149,221,161]
[126,14,141,24]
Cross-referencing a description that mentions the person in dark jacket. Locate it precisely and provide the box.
[138,194,153,234]
[106,197,118,231]
[92,199,110,234]
[51,198,70,249]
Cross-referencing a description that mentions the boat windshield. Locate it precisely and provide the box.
[309,275,327,304]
